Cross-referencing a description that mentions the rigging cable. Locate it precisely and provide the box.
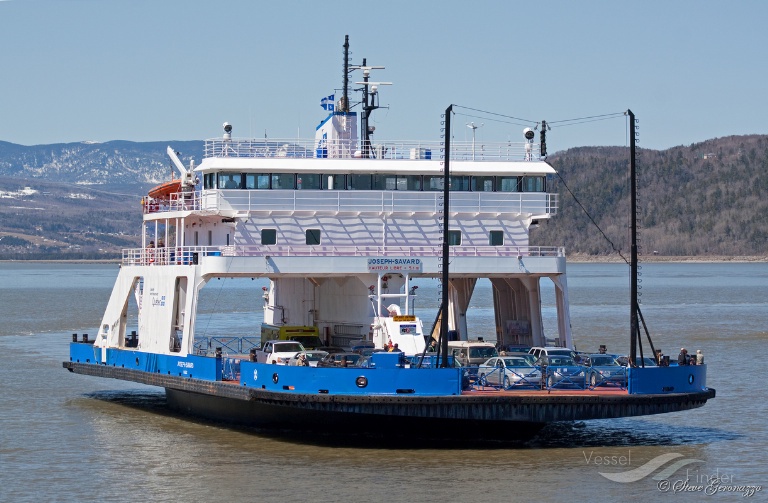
[554,170,629,265]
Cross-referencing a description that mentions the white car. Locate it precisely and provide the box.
[528,346,577,360]
[255,340,306,364]
[477,355,541,389]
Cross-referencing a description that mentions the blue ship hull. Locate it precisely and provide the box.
[65,342,715,438]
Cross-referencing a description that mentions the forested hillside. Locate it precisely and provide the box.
[533,135,768,257]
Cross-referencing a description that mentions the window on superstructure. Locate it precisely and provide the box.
[297,174,322,190]
[208,230,212,246]
[204,173,215,190]
[326,174,346,190]
[272,173,295,189]
[424,176,444,191]
[219,172,243,189]
[399,175,422,191]
[522,176,545,192]
[489,231,504,246]
[448,230,462,246]
[372,174,395,190]
[449,176,471,191]
[471,176,495,192]
[349,174,372,190]
[306,229,321,245]
[497,176,520,192]
[246,173,270,189]
[261,229,277,245]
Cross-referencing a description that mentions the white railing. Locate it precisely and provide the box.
[204,190,558,216]
[122,245,565,266]
[204,138,541,162]
[143,192,201,214]
[144,190,557,217]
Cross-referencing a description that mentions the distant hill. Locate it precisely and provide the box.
[533,134,768,257]
[0,140,203,185]
[0,135,766,259]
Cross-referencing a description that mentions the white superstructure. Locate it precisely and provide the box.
[94,51,572,361]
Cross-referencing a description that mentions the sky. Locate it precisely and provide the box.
[1,0,766,154]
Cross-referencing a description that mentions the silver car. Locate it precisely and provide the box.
[477,356,542,389]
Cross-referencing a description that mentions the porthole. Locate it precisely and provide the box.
[272,373,279,384]
[688,374,694,385]
[355,376,368,388]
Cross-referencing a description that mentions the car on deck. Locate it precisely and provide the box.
[541,355,586,389]
[317,352,362,367]
[579,354,627,387]
[254,340,306,365]
[477,355,542,389]
[287,350,330,367]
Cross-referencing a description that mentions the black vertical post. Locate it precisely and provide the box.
[360,58,371,158]
[440,105,452,368]
[341,35,349,113]
[628,109,638,366]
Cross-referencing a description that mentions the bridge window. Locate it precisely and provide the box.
[425,176,470,191]
[471,176,495,192]
[204,173,215,189]
[522,176,545,192]
[497,176,520,192]
[371,175,422,190]
[399,175,422,190]
[306,229,321,245]
[448,230,462,246]
[261,229,277,245]
[349,174,372,190]
[326,174,346,190]
[219,172,243,189]
[372,175,395,190]
[425,176,443,191]
[297,174,322,190]
[489,230,504,246]
[449,176,471,191]
[246,173,270,189]
[272,173,295,189]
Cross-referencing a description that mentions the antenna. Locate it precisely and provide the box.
[466,122,484,160]
[351,60,392,158]
[354,81,393,94]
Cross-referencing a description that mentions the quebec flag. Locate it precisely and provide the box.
[320,94,335,111]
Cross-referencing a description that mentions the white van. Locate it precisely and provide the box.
[448,340,498,366]
[528,346,577,362]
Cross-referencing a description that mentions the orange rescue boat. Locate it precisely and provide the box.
[148,179,181,200]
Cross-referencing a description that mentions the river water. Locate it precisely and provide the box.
[0,262,765,502]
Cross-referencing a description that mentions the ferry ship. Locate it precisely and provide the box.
[64,37,714,439]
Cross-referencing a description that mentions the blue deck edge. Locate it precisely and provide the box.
[627,365,708,394]
[69,344,462,396]
[70,343,708,396]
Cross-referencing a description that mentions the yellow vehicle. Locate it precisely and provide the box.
[260,324,323,349]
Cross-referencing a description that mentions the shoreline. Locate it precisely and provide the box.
[566,254,767,264]
[2,255,766,264]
